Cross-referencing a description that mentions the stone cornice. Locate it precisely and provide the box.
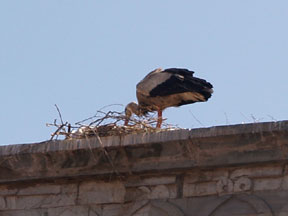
[0,121,288,183]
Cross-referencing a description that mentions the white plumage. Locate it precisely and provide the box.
[125,68,213,128]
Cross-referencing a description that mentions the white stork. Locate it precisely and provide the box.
[125,68,213,128]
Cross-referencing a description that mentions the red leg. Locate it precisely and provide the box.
[156,109,163,128]
[124,119,129,126]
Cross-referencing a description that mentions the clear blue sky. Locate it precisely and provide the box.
[1,1,287,145]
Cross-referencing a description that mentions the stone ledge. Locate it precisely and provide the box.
[0,121,288,183]
[1,120,288,156]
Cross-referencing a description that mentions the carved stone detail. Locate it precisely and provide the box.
[233,177,252,192]
[149,185,170,199]
[216,176,252,194]
[216,177,233,194]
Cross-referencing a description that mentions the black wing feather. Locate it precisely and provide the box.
[149,68,213,100]
[163,68,194,77]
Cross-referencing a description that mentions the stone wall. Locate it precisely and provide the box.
[1,121,288,215]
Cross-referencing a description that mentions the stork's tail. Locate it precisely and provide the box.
[193,77,213,101]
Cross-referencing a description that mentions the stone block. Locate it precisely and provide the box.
[282,175,288,190]
[0,209,45,216]
[126,176,176,187]
[47,206,89,216]
[0,183,76,197]
[185,169,229,184]
[102,204,123,216]
[0,206,91,216]
[0,186,18,195]
[61,183,78,194]
[194,182,217,196]
[167,184,177,199]
[230,165,282,179]
[183,183,196,197]
[201,169,229,182]
[125,187,149,202]
[78,181,125,204]
[89,205,103,216]
[254,177,282,191]
[125,184,177,202]
[0,196,6,209]
[17,184,61,195]
[5,193,76,210]
[148,185,174,199]
[183,173,199,184]
[184,182,217,197]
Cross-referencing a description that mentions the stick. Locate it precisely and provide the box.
[189,110,204,126]
[55,104,64,125]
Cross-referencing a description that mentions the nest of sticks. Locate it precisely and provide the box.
[47,105,178,140]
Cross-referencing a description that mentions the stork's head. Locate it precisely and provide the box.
[124,102,140,126]
[125,102,141,116]
[124,102,151,126]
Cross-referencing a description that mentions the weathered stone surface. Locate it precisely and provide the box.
[233,177,252,192]
[184,169,229,184]
[0,121,288,215]
[125,187,149,202]
[216,177,233,194]
[0,206,92,216]
[17,184,61,195]
[4,193,76,210]
[194,182,217,196]
[78,181,125,204]
[102,204,123,216]
[281,175,288,190]
[0,196,6,209]
[0,121,288,183]
[89,205,102,216]
[183,182,196,197]
[0,186,18,195]
[125,176,176,187]
[254,177,282,191]
[184,182,217,197]
[230,165,283,179]
[149,185,172,199]
[0,209,45,216]
[47,206,89,216]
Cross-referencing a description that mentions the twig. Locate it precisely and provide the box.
[189,110,204,126]
[99,104,123,111]
[250,114,263,123]
[50,123,66,141]
[48,107,177,140]
[55,104,64,125]
[267,115,277,122]
[46,105,181,179]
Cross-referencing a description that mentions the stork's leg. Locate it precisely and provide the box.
[124,119,129,126]
[156,109,163,128]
